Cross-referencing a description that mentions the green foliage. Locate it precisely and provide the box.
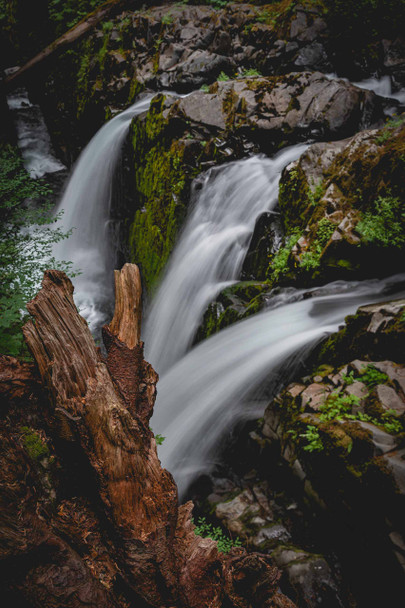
[101,20,114,33]
[193,517,242,553]
[0,145,74,356]
[20,426,50,462]
[341,370,356,385]
[205,0,228,9]
[307,179,324,207]
[269,229,301,280]
[360,364,389,388]
[217,71,230,82]
[240,68,262,77]
[319,393,361,422]
[356,195,405,248]
[375,114,405,144]
[161,12,174,25]
[300,382,403,452]
[155,434,165,445]
[300,425,323,452]
[299,218,336,272]
[48,0,105,32]
[200,84,210,93]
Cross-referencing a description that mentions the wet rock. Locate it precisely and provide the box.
[301,383,329,411]
[375,384,405,415]
[253,523,291,550]
[357,421,399,455]
[345,381,368,405]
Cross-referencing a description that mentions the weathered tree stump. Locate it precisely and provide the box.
[12,264,295,608]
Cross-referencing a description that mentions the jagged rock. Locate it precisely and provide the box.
[300,383,329,411]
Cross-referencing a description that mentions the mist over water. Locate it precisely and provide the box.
[144,145,308,374]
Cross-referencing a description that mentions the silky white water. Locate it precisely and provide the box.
[54,94,155,332]
[5,68,66,178]
[152,275,404,497]
[144,145,308,374]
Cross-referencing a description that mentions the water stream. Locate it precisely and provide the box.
[5,68,66,178]
[144,146,308,374]
[53,94,155,332]
[152,275,405,497]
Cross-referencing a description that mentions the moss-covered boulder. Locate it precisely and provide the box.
[265,115,405,286]
[128,72,383,290]
[252,299,405,592]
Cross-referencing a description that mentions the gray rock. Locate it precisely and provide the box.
[358,421,399,455]
[253,523,291,549]
[383,448,405,494]
[301,383,329,411]
[375,384,405,416]
[345,381,368,404]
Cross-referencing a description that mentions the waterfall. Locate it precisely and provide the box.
[5,68,66,178]
[144,145,308,374]
[54,94,155,332]
[152,275,405,497]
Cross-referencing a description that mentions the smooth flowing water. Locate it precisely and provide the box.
[144,145,308,374]
[54,94,155,332]
[152,275,405,497]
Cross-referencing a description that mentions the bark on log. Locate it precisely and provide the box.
[13,265,296,608]
[4,0,138,91]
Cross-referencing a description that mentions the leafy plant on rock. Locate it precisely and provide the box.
[356,195,405,248]
[193,517,242,553]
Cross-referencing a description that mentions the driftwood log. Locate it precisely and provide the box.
[0,265,295,608]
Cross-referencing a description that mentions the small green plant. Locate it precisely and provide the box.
[155,434,165,445]
[300,250,321,271]
[307,179,324,207]
[207,0,228,9]
[256,9,272,23]
[359,364,389,388]
[200,84,210,93]
[356,195,405,248]
[269,229,301,280]
[217,71,230,82]
[298,218,335,273]
[101,20,113,33]
[342,370,356,385]
[161,12,173,25]
[299,385,403,453]
[319,393,360,422]
[376,114,405,144]
[193,517,242,553]
[300,425,323,452]
[240,68,262,77]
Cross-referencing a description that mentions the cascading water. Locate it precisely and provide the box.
[144,145,308,374]
[54,94,155,332]
[152,275,405,497]
[5,68,66,178]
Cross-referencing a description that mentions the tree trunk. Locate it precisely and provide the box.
[0,264,296,608]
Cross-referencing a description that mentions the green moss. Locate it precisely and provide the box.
[20,426,50,462]
[129,95,204,291]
